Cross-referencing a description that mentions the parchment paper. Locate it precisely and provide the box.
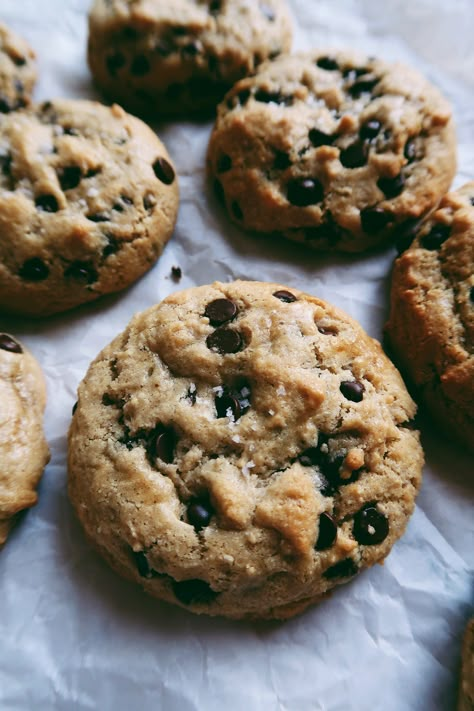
[0,2,473,709]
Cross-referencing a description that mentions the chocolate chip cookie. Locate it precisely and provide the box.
[207,50,456,252]
[88,0,292,116]
[386,183,474,453]
[0,334,49,547]
[459,618,474,711]
[0,22,36,114]
[68,281,423,619]
[0,99,179,316]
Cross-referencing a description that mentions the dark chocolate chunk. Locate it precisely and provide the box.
[172,579,218,605]
[287,177,324,206]
[421,223,451,250]
[340,380,365,402]
[394,218,421,254]
[106,52,126,75]
[19,257,49,281]
[273,151,291,170]
[103,235,119,258]
[0,96,12,113]
[237,88,251,105]
[58,165,82,191]
[131,55,151,76]
[470,286,474,303]
[0,334,22,353]
[273,290,297,303]
[353,504,389,545]
[360,206,392,234]
[11,53,26,67]
[254,89,293,106]
[342,67,368,80]
[205,298,237,326]
[231,201,243,220]
[133,550,152,578]
[35,194,59,212]
[87,212,109,223]
[315,512,337,550]
[347,75,379,97]
[64,261,98,283]
[209,0,221,15]
[122,26,138,40]
[316,56,339,71]
[206,328,243,354]
[215,382,251,420]
[182,41,202,57]
[404,138,417,163]
[213,179,225,205]
[147,426,176,465]
[359,120,382,140]
[309,128,335,147]
[187,499,214,531]
[377,173,405,198]
[217,154,232,173]
[323,558,358,579]
[0,152,12,176]
[339,140,368,169]
[153,157,175,185]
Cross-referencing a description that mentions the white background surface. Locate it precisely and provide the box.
[0,1,473,709]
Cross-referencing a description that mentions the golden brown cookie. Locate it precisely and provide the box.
[68,281,423,619]
[0,334,49,547]
[459,618,474,711]
[0,22,36,113]
[207,50,456,252]
[386,183,474,453]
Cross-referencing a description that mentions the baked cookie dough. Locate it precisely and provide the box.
[0,99,179,316]
[459,618,474,711]
[386,183,474,453]
[0,334,49,547]
[207,50,456,252]
[0,22,36,113]
[88,0,292,116]
[68,281,423,619]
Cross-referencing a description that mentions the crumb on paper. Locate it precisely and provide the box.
[171,265,182,282]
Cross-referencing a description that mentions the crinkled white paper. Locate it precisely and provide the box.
[0,2,473,709]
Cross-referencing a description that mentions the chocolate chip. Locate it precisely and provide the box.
[64,126,80,137]
[58,165,81,191]
[340,380,365,402]
[360,206,392,233]
[147,426,176,465]
[0,334,22,353]
[11,53,26,67]
[377,173,405,198]
[205,298,237,326]
[217,154,232,173]
[353,504,389,545]
[0,153,12,176]
[101,393,118,406]
[122,26,138,40]
[404,138,417,163]
[106,52,126,75]
[421,223,451,250]
[143,194,156,211]
[273,151,291,170]
[187,499,214,531]
[153,157,175,185]
[182,41,202,57]
[260,4,276,20]
[342,67,368,80]
[304,213,345,245]
[394,218,421,254]
[215,391,241,420]
[35,194,59,212]
[318,325,338,335]
[298,447,321,468]
[231,201,243,220]
[171,265,182,282]
[87,212,109,223]
[273,290,297,303]
[19,257,49,281]
[347,76,379,97]
[133,550,152,578]
[237,88,250,106]
[155,38,174,56]
[339,140,368,169]
[315,513,337,550]
[359,120,382,140]
[131,55,150,76]
[323,558,358,579]
[254,89,293,106]
[213,179,225,206]
[209,0,221,15]
[103,235,119,258]
[64,261,98,283]
[309,128,335,147]
[287,177,324,206]
[206,328,243,355]
[72,401,78,415]
[172,579,218,605]
[470,197,474,207]
[470,286,474,303]
[316,56,339,71]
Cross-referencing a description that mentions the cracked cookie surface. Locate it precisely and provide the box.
[0,99,179,316]
[0,334,49,547]
[88,0,292,116]
[68,281,423,619]
[386,183,474,453]
[0,23,36,114]
[207,50,456,252]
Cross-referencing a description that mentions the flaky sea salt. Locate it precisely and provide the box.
[231,434,241,443]
[276,385,286,396]
[87,187,99,198]
[268,409,275,416]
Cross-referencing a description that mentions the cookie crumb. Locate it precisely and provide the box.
[171,266,182,282]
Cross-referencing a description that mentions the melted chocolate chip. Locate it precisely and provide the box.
[64,261,98,283]
[187,499,214,531]
[377,173,405,198]
[11,53,26,67]
[0,152,12,176]
[87,212,109,223]
[342,67,368,80]
[395,218,421,254]
[147,427,176,465]
[213,179,225,205]
[217,154,232,173]
[231,201,243,220]
[353,504,389,545]
[0,334,22,353]
[340,380,365,402]
[254,89,293,106]
[133,550,152,578]
[421,223,451,250]
[347,75,379,97]
[287,177,324,206]
[58,165,82,191]
[153,157,175,185]
[260,4,276,21]
[404,138,417,163]
[323,558,358,579]
[19,257,49,281]
[35,194,59,212]
[273,151,291,170]
[106,52,126,75]
[315,512,337,550]
[209,0,221,15]
[215,382,251,420]
[360,206,392,234]
[205,298,237,326]
[339,140,368,169]
[103,235,119,258]
[206,329,243,354]
[172,579,218,605]
[316,56,339,71]
[273,290,297,303]
[101,393,118,406]
[237,88,251,106]
[131,55,151,76]
[309,128,335,147]
[359,120,382,140]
